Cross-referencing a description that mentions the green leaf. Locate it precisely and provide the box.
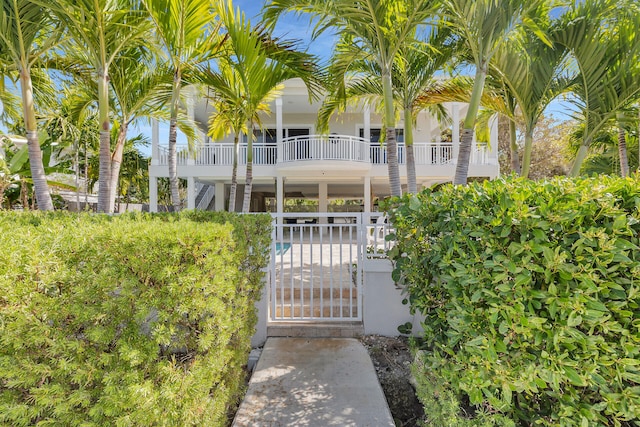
[613,215,627,230]
[563,366,586,387]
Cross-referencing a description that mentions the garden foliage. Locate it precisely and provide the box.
[385,176,640,426]
[0,211,271,426]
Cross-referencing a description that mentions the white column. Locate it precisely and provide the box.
[149,176,158,212]
[363,104,371,141]
[318,182,328,224]
[276,176,284,241]
[215,182,225,211]
[276,176,284,214]
[151,119,159,166]
[363,176,371,214]
[187,177,196,210]
[452,103,460,162]
[276,97,283,163]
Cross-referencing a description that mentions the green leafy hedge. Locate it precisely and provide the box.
[384,177,640,426]
[0,211,271,426]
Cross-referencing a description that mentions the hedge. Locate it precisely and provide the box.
[384,176,640,426]
[0,211,271,426]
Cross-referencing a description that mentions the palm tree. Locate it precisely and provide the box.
[396,38,462,193]
[264,0,439,197]
[210,0,320,213]
[557,0,640,176]
[203,62,251,212]
[43,0,151,212]
[142,0,222,211]
[442,0,551,185]
[105,51,191,211]
[318,39,462,194]
[0,0,60,210]
[491,17,571,178]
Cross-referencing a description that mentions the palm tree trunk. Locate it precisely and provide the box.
[570,143,590,177]
[20,66,53,211]
[521,128,534,178]
[242,124,254,213]
[404,107,417,193]
[97,69,112,213]
[382,72,401,196]
[108,121,128,212]
[20,178,29,209]
[617,116,629,177]
[509,118,520,174]
[168,69,182,211]
[454,68,486,185]
[228,133,239,212]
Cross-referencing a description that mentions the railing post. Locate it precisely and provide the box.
[276,98,283,164]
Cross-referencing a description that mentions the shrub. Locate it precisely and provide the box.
[0,211,271,426]
[384,176,640,426]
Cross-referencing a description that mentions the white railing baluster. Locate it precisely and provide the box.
[155,138,491,168]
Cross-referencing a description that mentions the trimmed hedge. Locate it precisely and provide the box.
[385,176,640,426]
[0,211,271,426]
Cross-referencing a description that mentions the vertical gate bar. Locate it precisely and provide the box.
[297,224,304,319]
[271,218,277,321]
[287,224,293,319]
[319,221,324,319]
[358,213,363,320]
[308,225,314,319]
[339,225,344,320]
[349,221,354,317]
[329,225,334,318]
[301,225,306,319]
[309,224,315,319]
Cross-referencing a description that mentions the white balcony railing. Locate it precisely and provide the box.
[280,135,370,163]
[156,135,493,167]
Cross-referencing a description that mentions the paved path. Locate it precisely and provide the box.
[232,338,395,427]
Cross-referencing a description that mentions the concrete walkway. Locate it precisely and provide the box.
[232,338,395,427]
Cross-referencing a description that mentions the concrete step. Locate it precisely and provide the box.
[267,321,364,338]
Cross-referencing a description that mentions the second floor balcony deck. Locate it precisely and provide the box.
[154,134,495,170]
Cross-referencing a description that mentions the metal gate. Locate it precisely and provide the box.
[269,213,370,322]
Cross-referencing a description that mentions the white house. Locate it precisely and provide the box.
[148,78,499,213]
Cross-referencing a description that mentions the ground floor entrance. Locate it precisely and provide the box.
[268,213,388,323]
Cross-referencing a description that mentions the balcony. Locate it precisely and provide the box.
[155,134,493,168]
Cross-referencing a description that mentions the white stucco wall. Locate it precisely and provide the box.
[362,258,424,337]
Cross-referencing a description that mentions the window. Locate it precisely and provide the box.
[359,128,404,143]
[243,128,277,144]
[242,128,310,143]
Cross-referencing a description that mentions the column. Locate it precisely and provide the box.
[363,176,371,214]
[276,97,283,163]
[452,103,460,162]
[276,176,284,214]
[149,176,158,213]
[151,119,159,166]
[318,182,328,224]
[276,176,284,240]
[215,182,225,211]
[187,177,195,210]
[363,104,371,141]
